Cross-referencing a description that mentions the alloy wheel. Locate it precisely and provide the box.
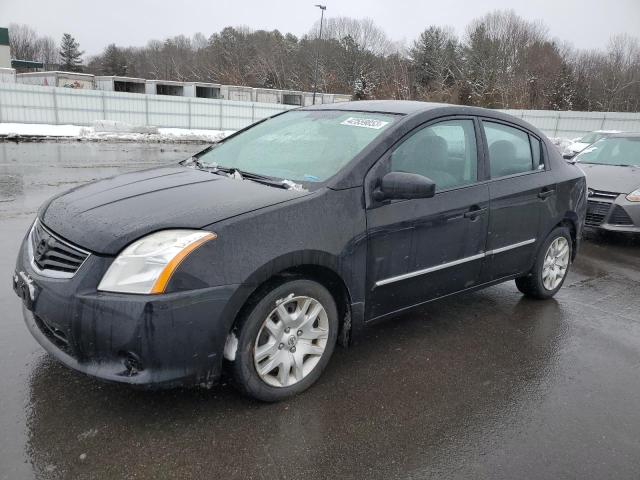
[253,295,330,387]
[542,237,570,291]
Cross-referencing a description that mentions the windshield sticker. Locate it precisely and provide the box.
[341,117,389,129]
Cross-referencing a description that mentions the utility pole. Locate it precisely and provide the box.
[312,4,326,105]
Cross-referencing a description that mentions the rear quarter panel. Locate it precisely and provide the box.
[542,142,587,252]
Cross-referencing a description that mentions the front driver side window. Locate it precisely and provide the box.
[390,119,478,191]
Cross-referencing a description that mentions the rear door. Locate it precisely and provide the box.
[365,117,489,320]
[481,120,556,280]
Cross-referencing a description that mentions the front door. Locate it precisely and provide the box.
[365,118,490,320]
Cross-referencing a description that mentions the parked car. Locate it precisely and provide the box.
[575,133,640,233]
[563,130,621,159]
[13,101,587,401]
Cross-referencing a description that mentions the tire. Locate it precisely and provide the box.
[229,278,339,402]
[515,226,572,300]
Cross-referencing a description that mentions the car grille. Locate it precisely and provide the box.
[588,189,619,200]
[609,206,634,226]
[585,200,612,226]
[31,221,89,276]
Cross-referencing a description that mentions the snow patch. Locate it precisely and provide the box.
[548,137,573,152]
[92,120,158,134]
[0,123,82,137]
[0,122,233,143]
[281,179,306,191]
[223,332,238,361]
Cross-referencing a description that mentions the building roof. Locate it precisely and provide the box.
[146,79,188,85]
[16,70,94,77]
[11,59,44,69]
[95,75,146,82]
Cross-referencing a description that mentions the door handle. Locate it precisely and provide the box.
[463,207,487,219]
[538,188,556,200]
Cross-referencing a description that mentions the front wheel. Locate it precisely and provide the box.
[229,279,338,402]
[516,226,572,299]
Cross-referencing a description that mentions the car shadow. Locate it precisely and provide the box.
[583,227,640,247]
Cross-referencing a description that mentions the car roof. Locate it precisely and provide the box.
[300,100,459,115]
[608,132,640,138]
[299,100,536,124]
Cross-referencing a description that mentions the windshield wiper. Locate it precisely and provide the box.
[208,165,303,190]
[212,166,272,180]
[580,161,638,167]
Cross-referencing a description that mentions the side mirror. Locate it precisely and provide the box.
[562,152,575,160]
[373,171,436,201]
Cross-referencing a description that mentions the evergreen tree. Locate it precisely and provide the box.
[102,44,127,76]
[410,26,460,97]
[59,33,84,72]
[547,62,576,111]
[352,70,375,100]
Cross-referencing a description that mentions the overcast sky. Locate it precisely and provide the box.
[2,0,639,56]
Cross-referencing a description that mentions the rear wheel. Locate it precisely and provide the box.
[516,226,572,299]
[230,279,338,401]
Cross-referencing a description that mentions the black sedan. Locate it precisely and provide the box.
[13,101,587,401]
[575,133,640,233]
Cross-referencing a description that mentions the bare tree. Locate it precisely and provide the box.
[43,11,640,112]
[35,36,59,68]
[9,23,59,69]
[8,23,38,60]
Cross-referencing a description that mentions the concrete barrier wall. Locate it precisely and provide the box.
[1,83,639,136]
[499,109,640,139]
[0,82,295,130]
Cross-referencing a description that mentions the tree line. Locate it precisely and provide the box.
[8,10,640,111]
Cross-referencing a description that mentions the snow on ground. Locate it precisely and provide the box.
[0,121,233,143]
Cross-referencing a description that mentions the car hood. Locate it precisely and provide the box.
[41,166,310,254]
[578,163,640,194]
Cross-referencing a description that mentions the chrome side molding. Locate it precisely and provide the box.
[374,238,536,287]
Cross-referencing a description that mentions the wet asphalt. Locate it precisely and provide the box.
[0,142,639,480]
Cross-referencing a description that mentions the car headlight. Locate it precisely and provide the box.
[98,230,216,294]
[627,187,640,202]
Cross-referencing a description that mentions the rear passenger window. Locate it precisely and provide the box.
[483,121,535,178]
[390,119,477,191]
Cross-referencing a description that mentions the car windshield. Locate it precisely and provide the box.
[196,110,397,182]
[578,132,604,144]
[577,137,640,166]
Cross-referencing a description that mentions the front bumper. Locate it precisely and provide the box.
[585,195,640,234]
[14,232,240,388]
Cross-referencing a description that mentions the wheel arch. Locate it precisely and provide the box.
[221,251,356,362]
[555,213,579,261]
